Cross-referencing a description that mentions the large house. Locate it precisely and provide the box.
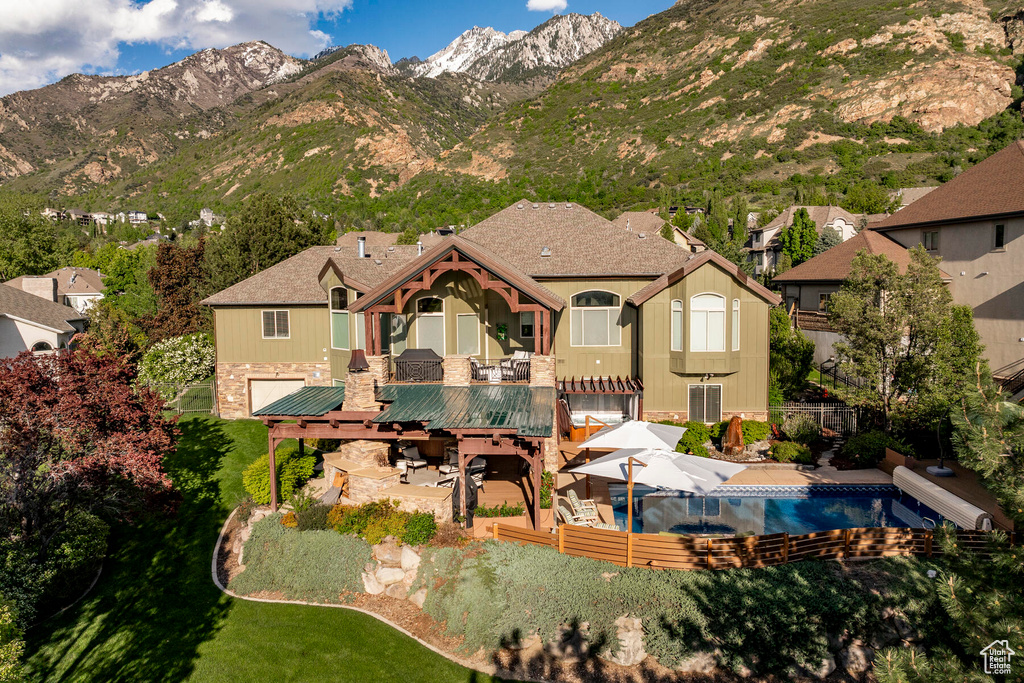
[748,205,863,275]
[203,201,779,425]
[0,280,86,358]
[202,200,779,527]
[5,267,105,313]
[870,140,1024,380]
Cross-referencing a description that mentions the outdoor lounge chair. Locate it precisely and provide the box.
[557,504,590,526]
[401,445,428,472]
[567,490,599,521]
[592,522,618,531]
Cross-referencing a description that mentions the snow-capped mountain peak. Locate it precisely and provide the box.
[412,27,522,78]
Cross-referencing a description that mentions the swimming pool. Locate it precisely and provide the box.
[609,484,947,535]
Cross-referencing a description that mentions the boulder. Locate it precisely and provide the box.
[409,588,428,609]
[676,650,717,674]
[604,616,646,667]
[362,571,385,595]
[373,540,403,566]
[401,546,421,572]
[892,614,921,642]
[869,623,901,650]
[841,644,874,675]
[722,415,745,457]
[385,582,408,599]
[250,508,271,524]
[375,566,406,586]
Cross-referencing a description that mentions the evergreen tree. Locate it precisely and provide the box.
[773,253,793,277]
[768,306,815,402]
[660,221,675,242]
[778,208,818,265]
[813,225,842,255]
[704,189,729,244]
[731,196,749,246]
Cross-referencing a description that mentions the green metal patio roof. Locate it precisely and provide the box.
[252,385,346,417]
[375,384,555,437]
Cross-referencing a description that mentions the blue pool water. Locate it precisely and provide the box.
[609,485,947,535]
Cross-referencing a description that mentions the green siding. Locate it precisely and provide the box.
[640,261,770,416]
[539,278,649,379]
[213,306,330,364]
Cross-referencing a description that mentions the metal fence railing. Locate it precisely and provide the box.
[146,379,217,415]
[769,402,859,435]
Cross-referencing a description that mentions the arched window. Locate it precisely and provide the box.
[690,293,725,352]
[31,341,53,353]
[732,299,740,351]
[670,300,683,351]
[330,287,349,350]
[570,290,621,347]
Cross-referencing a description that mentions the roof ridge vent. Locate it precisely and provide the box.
[517,203,524,210]
[549,203,556,209]
[532,203,539,209]
[638,232,647,239]
[540,246,552,257]
[374,259,383,265]
[566,203,572,209]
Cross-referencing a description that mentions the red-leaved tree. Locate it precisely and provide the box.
[0,348,176,559]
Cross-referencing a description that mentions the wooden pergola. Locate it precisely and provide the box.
[348,236,564,356]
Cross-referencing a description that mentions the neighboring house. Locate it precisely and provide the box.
[198,207,226,228]
[772,230,949,365]
[891,186,938,210]
[0,279,86,358]
[203,200,779,427]
[872,140,1024,380]
[5,267,105,313]
[128,210,148,224]
[748,206,862,275]
[612,212,707,253]
[65,208,90,226]
[90,212,114,227]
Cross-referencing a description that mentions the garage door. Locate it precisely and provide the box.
[250,379,306,414]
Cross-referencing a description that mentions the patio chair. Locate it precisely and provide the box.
[592,522,619,531]
[401,445,428,472]
[557,504,590,526]
[567,490,599,520]
[426,473,458,488]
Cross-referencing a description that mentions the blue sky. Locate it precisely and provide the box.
[0,0,672,96]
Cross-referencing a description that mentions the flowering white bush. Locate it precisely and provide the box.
[137,333,216,388]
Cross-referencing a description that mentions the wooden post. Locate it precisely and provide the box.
[558,524,565,554]
[364,313,373,355]
[492,522,500,540]
[298,437,304,458]
[844,528,851,558]
[924,529,933,558]
[782,532,789,564]
[706,538,713,570]
[541,309,551,355]
[268,435,279,513]
[627,532,634,568]
[532,454,542,531]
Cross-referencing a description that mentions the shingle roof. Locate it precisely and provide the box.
[0,283,86,332]
[772,229,948,283]
[760,206,862,248]
[459,200,691,277]
[627,250,782,306]
[335,230,445,251]
[5,267,104,296]
[201,245,423,306]
[874,141,1024,229]
[610,211,669,234]
[894,187,938,207]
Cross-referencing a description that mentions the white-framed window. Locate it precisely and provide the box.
[416,296,445,355]
[31,341,53,353]
[262,310,290,339]
[670,299,683,351]
[690,293,725,352]
[570,290,622,347]
[688,384,722,423]
[923,231,939,251]
[456,313,480,355]
[330,288,349,350]
[732,299,740,351]
[520,311,535,338]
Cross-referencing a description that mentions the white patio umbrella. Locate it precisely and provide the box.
[569,448,748,531]
[579,421,686,451]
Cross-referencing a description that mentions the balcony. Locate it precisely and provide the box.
[390,349,532,385]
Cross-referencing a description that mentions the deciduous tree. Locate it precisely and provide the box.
[145,241,208,342]
[778,208,817,265]
[768,306,815,403]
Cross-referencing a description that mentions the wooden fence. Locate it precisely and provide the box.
[491,524,1014,571]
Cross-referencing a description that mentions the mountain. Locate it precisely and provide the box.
[411,27,529,79]
[410,13,622,83]
[0,41,303,181]
[461,12,624,83]
[310,44,397,76]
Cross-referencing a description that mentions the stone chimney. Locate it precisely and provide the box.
[22,278,58,302]
[342,350,380,411]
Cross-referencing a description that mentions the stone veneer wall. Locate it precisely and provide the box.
[385,486,454,523]
[348,470,402,504]
[643,410,770,424]
[215,361,331,419]
[443,355,471,386]
[529,355,556,387]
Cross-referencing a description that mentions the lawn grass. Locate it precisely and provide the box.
[24,416,503,683]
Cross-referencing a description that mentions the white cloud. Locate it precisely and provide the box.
[526,0,567,11]
[0,0,352,95]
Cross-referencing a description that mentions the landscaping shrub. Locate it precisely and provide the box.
[770,441,815,465]
[280,511,297,528]
[364,514,408,545]
[296,504,332,531]
[416,541,939,674]
[742,420,771,443]
[840,430,916,468]
[230,514,371,602]
[403,513,438,546]
[782,413,820,444]
[242,447,315,505]
[539,471,554,509]
[474,502,526,518]
[307,438,341,453]
[431,522,468,548]
[137,332,215,393]
[287,488,318,513]
[236,498,258,525]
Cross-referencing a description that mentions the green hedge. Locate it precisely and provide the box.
[241,447,315,505]
[770,441,815,465]
[840,430,916,468]
[327,500,437,546]
[660,420,770,455]
[416,542,939,675]
[229,515,371,602]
